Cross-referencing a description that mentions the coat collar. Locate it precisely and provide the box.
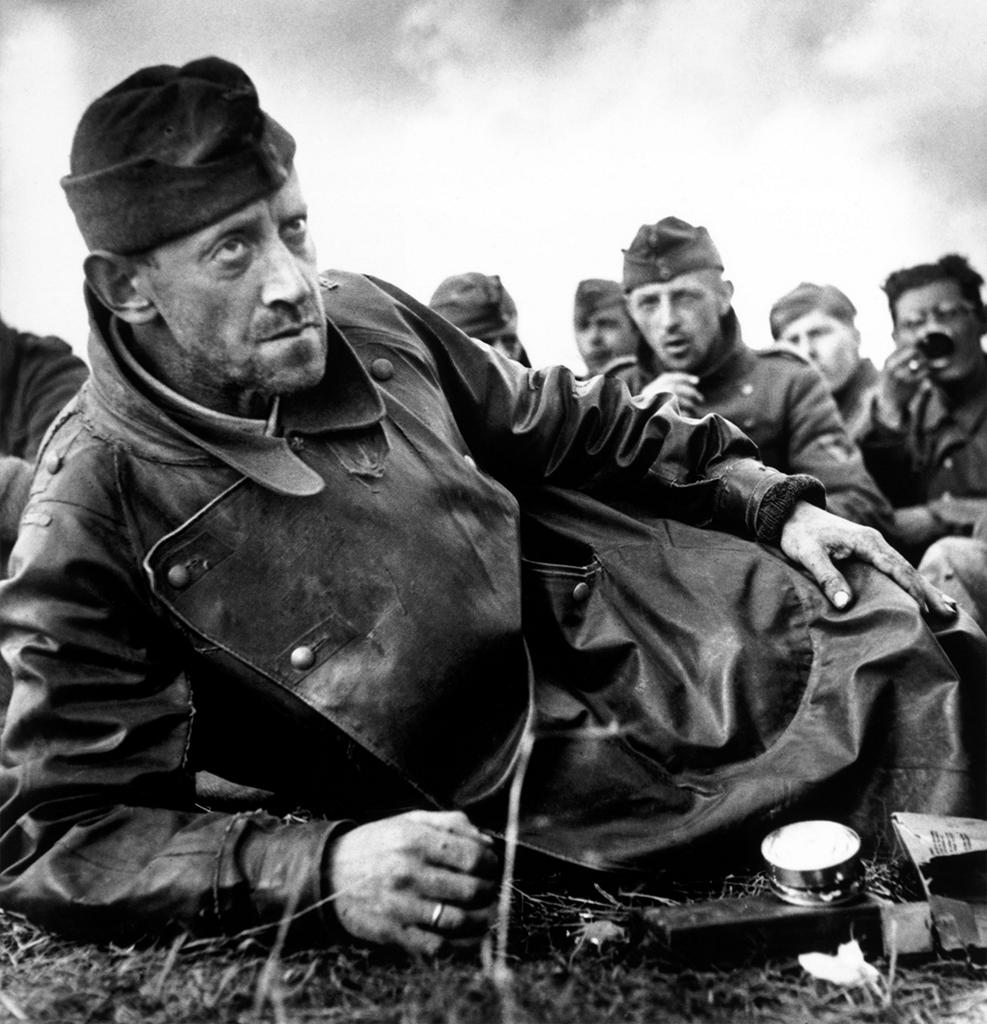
[84,285,386,496]
[696,309,750,387]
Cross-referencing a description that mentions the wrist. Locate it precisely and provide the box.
[755,474,827,544]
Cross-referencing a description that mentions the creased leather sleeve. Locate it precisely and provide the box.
[0,449,342,944]
[372,276,820,538]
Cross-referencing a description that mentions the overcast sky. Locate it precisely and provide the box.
[2,0,986,371]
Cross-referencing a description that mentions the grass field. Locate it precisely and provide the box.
[2,864,985,1024]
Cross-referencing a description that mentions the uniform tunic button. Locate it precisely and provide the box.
[943,457,954,469]
[290,645,316,670]
[742,418,756,429]
[740,384,754,396]
[572,581,591,603]
[463,454,477,469]
[166,564,190,589]
[370,358,394,381]
[45,452,62,473]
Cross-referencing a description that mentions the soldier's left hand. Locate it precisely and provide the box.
[779,500,958,618]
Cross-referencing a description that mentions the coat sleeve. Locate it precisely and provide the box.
[773,359,893,531]
[371,277,824,541]
[0,432,347,945]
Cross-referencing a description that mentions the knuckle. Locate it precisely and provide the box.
[457,874,486,903]
[862,526,886,548]
[442,904,467,930]
[457,843,484,874]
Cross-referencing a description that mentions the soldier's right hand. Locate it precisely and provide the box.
[638,372,704,417]
[325,810,500,954]
[876,344,929,426]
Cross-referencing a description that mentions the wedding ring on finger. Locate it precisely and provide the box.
[430,901,446,929]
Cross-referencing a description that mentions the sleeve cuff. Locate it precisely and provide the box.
[754,474,828,543]
[214,812,356,945]
[712,458,826,542]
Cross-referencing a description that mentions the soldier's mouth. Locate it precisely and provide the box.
[662,339,691,355]
[260,322,320,344]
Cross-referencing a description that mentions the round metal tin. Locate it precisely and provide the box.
[761,820,864,906]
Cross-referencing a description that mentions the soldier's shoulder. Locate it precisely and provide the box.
[756,342,811,366]
[601,355,640,379]
[321,269,430,338]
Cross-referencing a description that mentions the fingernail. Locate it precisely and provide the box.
[833,591,850,609]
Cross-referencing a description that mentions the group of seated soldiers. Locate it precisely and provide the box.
[428,220,987,632]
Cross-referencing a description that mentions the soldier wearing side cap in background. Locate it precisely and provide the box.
[429,272,532,367]
[572,279,638,378]
[0,59,980,961]
[769,283,879,439]
[853,254,987,628]
[611,217,894,532]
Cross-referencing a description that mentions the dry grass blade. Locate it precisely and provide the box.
[0,986,28,1021]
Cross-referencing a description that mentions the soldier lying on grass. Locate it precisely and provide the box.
[0,57,982,956]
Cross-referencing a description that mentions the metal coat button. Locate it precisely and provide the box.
[742,418,756,429]
[572,581,591,603]
[166,564,190,589]
[370,358,394,381]
[464,454,477,469]
[740,383,754,396]
[290,645,316,670]
[45,452,62,474]
[943,457,954,470]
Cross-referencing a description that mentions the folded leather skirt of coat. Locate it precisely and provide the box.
[489,486,986,873]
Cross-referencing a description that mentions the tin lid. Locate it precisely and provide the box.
[761,820,863,906]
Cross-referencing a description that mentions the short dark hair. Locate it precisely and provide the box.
[882,253,985,324]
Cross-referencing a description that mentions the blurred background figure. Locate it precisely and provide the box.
[1,315,88,709]
[1,316,88,577]
[854,254,987,626]
[429,272,531,366]
[769,282,878,436]
[572,278,638,377]
[614,215,893,531]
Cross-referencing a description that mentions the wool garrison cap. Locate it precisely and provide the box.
[61,56,295,254]
[429,273,518,340]
[769,282,857,339]
[573,279,624,327]
[622,216,723,292]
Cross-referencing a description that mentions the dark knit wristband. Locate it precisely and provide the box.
[755,474,826,544]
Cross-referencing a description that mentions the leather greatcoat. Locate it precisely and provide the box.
[0,273,983,945]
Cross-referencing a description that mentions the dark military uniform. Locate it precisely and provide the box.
[611,312,894,531]
[853,356,987,512]
[854,356,987,624]
[833,357,879,437]
[1,320,88,568]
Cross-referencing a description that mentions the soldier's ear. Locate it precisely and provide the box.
[84,251,159,325]
[718,278,735,314]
